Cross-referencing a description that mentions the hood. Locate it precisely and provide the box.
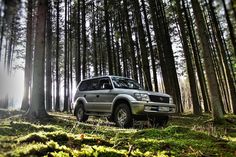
[147,91,171,97]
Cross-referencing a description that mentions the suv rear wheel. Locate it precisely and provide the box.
[75,103,89,122]
[114,103,133,128]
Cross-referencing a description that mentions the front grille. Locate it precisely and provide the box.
[149,95,169,103]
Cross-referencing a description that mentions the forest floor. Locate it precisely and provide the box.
[0,109,236,157]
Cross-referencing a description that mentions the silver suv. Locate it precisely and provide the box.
[73,76,175,128]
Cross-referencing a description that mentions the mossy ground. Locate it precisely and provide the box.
[0,110,236,157]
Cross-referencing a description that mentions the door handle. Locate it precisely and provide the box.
[96,95,99,98]
[84,95,86,98]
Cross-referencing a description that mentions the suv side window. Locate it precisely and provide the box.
[79,80,89,91]
[79,79,99,91]
[98,78,112,90]
[87,79,99,90]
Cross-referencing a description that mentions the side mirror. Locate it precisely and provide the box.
[104,83,113,89]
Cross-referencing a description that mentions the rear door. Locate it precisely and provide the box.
[80,78,99,112]
[95,77,116,113]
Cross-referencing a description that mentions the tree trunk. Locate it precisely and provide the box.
[183,0,210,112]
[0,14,5,62]
[148,0,182,112]
[21,0,33,111]
[92,2,98,76]
[230,0,236,21]
[46,0,52,112]
[75,0,81,85]
[63,0,69,112]
[135,30,144,87]
[82,0,86,79]
[191,0,224,121]
[176,0,201,115]
[104,0,113,75]
[141,0,158,91]
[26,0,48,118]
[55,0,60,112]
[147,0,168,92]
[123,0,138,81]
[131,0,152,91]
[222,0,236,56]
[209,0,236,114]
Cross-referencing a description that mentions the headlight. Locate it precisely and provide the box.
[134,93,150,101]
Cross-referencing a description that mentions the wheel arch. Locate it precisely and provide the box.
[111,97,132,118]
[73,97,87,115]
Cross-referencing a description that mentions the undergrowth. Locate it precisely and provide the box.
[0,110,236,157]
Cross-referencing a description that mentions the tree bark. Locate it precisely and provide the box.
[75,0,81,85]
[141,0,158,91]
[55,0,60,112]
[222,0,236,56]
[131,0,152,91]
[82,0,86,79]
[183,0,210,112]
[46,0,52,111]
[63,0,69,112]
[21,0,33,111]
[123,0,138,81]
[209,0,236,114]
[104,0,113,75]
[191,0,223,121]
[148,0,182,112]
[176,0,201,115]
[26,0,48,118]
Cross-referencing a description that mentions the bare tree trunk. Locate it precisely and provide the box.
[46,0,52,111]
[134,29,144,87]
[176,0,201,115]
[123,0,138,81]
[75,0,81,85]
[131,0,152,91]
[26,0,48,118]
[209,0,236,114]
[183,0,210,112]
[82,0,86,79]
[191,0,223,121]
[92,2,98,77]
[104,0,113,75]
[141,0,158,91]
[222,0,236,56]
[63,0,69,112]
[55,0,60,112]
[21,0,33,111]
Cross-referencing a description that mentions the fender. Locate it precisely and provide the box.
[111,94,136,113]
[73,97,88,113]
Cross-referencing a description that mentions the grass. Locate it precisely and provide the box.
[0,110,236,157]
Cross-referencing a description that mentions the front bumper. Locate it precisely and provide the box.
[130,101,176,115]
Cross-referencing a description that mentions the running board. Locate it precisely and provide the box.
[85,112,111,117]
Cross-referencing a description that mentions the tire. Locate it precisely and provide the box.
[75,103,88,122]
[149,116,169,127]
[114,103,133,128]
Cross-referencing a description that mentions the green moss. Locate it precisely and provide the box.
[48,151,70,157]
[1,112,236,157]
[78,145,127,157]
[18,132,48,143]
[9,141,75,157]
[45,131,69,144]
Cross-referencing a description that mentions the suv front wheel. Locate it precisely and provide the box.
[75,103,89,122]
[114,103,133,128]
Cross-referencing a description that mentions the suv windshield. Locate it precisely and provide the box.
[112,77,142,90]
